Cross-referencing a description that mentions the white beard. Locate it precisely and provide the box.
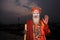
[33,17,40,24]
[32,13,40,24]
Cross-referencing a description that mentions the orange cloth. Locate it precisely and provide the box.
[26,20,50,40]
[31,7,42,14]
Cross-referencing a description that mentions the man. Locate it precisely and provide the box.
[24,7,50,40]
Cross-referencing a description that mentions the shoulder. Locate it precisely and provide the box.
[39,20,44,25]
[39,20,45,27]
[26,19,33,24]
[40,19,48,27]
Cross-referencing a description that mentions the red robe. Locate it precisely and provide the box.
[26,20,50,40]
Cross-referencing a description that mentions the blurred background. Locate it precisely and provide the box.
[0,0,60,40]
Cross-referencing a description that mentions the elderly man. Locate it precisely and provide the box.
[24,7,50,40]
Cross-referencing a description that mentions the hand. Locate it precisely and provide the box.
[43,15,49,24]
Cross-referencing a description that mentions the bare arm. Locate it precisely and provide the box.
[24,24,27,40]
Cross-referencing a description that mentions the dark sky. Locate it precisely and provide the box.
[0,0,60,24]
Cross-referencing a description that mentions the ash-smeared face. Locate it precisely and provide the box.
[33,10,40,24]
[33,10,39,14]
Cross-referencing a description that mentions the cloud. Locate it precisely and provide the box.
[1,0,38,17]
[1,0,38,24]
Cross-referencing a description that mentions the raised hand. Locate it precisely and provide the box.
[42,15,49,25]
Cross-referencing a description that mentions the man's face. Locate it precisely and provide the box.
[33,10,40,24]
